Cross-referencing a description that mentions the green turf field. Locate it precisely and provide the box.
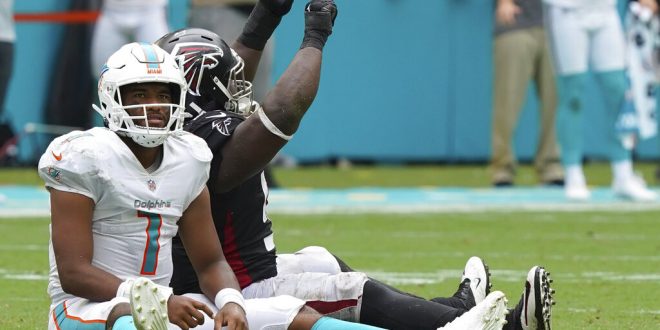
[1,165,659,329]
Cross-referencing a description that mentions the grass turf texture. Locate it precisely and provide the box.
[1,164,659,329]
[5,162,660,187]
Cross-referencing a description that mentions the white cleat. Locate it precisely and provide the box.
[565,181,590,201]
[130,277,169,330]
[461,256,491,305]
[519,266,554,330]
[612,175,657,201]
[438,291,508,330]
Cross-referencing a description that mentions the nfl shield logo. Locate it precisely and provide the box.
[147,179,156,191]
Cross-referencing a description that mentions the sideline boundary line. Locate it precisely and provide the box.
[2,185,660,217]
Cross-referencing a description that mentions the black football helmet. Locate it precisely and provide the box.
[155,28,254,118]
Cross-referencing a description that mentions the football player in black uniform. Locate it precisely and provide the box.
[158,1,554,329]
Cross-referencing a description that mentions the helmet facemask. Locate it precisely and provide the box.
[208,50,254,117]
[99,82,186,147]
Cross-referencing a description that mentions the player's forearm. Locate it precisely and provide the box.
[197,261,243,299]
[179,189,242,294]
[261,48,322,135]
[58,264,123,302]
[259,0,336,134]
[234,0,293,79]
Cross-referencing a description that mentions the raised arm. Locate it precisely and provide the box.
[215,0,338,191]
[232,0,294,80]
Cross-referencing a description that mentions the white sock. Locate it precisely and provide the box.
[611,160,633,182]
[565,165,586,186]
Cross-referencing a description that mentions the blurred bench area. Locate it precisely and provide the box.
[6,0,657,165]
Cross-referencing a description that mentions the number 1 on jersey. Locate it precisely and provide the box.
[137,211,163,275]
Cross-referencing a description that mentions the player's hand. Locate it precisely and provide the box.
[260,0,294,17]
[305,0,338,32]
[167,295,214,330]
[495,0,520,26]
[214,302,248,330]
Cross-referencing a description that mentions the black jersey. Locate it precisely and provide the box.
[170,110,278,294]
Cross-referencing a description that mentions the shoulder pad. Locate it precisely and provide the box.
[42,130,100,169]
[173,131,213,162]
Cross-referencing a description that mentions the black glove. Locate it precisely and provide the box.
[300,0,338,50]
[238,0,294,50]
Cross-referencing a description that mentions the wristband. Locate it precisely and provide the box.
[256,105,293,141]
[238,1,282,50]
[214,288,246,313]
[300,30,330,51]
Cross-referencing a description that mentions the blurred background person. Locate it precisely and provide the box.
[490,0,563,187]
[91,0,170,76]
[543,0,657,201]
[626,0,660,181]
[0,0,15,164]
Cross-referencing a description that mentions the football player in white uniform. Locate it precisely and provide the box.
[40,41,248,330]
[543,0,657,201]
[39,42,389,330]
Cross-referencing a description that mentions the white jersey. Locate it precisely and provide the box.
[38,127,212,307]
[543,0,614,8]
[104,0,167,9]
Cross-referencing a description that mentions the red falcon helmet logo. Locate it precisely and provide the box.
[172,43,224,97]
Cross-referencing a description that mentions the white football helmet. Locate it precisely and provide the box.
[93,42,187,147]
